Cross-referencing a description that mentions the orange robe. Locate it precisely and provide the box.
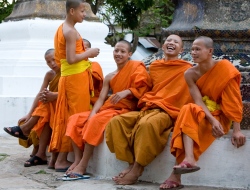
[171,59,242,163]
[90,61,104,106]
[49,24,92,152]
[138,59,193,119]
[66,60,152,150]
[106,59,193,166]
[18,72,60,148]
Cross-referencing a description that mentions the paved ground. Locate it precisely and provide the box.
[0,135,246,190]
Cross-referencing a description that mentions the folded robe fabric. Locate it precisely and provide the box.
[171,59,243,163]
[90,61,104,106]
[66,60,152,150]
[138,59,193,120]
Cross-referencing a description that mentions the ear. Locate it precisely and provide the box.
[128,52,132,58]
[69,8,74,15]
[209,48,213,55]
[179,47,183,54]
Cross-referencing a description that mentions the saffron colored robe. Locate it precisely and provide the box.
[66,60,152,150]
[49,24,93,152]
[106,59,193,166]
[18,72,60,148]
[171,59,242,163]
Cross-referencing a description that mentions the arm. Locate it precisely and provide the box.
[220,78,246,148]
[109,89,132,104]
[64,29,99,64]
[184,69,225,138]
[88,74,112,119]
[231,122,246,148]
[18,71,53,124]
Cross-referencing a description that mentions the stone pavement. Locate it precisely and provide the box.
[0,135,246,190]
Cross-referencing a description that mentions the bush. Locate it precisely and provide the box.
[0,0,15,23]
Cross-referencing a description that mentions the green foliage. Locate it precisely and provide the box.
[0,153,9,161]
[0,0,15,23]
[106,0,155,30]
[35,170,47,174]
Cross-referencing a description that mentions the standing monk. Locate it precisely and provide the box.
[49,0,100,171]
[160,36,246,189]
[63,40,152,180]
[105,35,193,185]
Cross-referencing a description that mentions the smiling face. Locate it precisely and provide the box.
[45,51,60,73]
[71,2,86,23]
[191,38,213,63]
[162,35,183,59]
[113,42,132,66]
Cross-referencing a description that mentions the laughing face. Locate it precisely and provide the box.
[162,35,183,58]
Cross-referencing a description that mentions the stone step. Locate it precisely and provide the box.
[67,130,249,189]
[0,76,43,96]
[0,65,48,76]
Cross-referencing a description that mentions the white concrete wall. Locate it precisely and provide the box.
[86,131,250,189]
[0,18,116,133]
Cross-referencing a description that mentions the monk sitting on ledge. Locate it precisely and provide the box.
[160,36,246,190]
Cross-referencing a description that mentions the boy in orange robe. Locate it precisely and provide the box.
[159,36,246,189]
[105,35,193,185]
[63,40,152,180]
[48,0,100,171]
[4,49,60,168]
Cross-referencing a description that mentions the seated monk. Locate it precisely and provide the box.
[159,36,246,190]
[105,34,193,185]
[63,40,152,180]
[4,49,60,168]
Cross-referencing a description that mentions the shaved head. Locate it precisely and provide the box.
[44,48,54,57]
[195,36,213,48]
[66,0,85,13]
[116,40,132,52]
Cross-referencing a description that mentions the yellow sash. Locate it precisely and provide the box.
[60,59,94,97]
[60,59,91,77]
[202,96,221,112]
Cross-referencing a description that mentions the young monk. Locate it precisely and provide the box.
[159,36,246,189]
[105,35,193,185]
[63,40,152,180]
[4,49,60,168]
[48,0,100,171]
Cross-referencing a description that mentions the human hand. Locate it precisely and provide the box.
[86,48,100,58]
[231,130,246,148]
[110,90,131,104]
[44,91,57,103]
[18,114,31,124]
[211,119,224,138]
[39,88,48,103]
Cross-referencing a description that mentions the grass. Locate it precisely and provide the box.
[0,153,9,161]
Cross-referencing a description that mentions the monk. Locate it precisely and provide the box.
[4,49,60,168]
[159,36,246,190]
[63,40,152,180]
[48,0,100,171]
[105,35,193,185]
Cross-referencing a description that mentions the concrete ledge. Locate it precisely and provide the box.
[84,131,250,189]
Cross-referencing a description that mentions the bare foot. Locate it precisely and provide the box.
[159,173,182,189]
[55,160,72,171]
[113,171,140,185]
[68,164,86,176]
[112,164,133,180]
[65,162,77,174]
[30,146,39,157]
